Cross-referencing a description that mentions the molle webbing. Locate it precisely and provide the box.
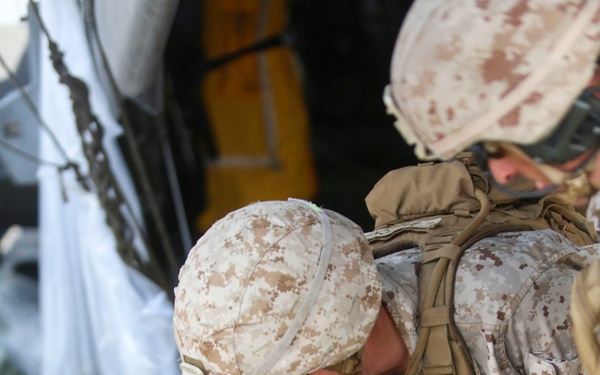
[365,156,597,375]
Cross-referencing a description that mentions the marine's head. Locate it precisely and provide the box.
[386,0,600,200]
[173,199,382,375]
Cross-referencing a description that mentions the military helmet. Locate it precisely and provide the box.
[386,0,600,161]
[173,199,382,375]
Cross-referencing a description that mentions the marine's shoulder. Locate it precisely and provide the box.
[466,229,587,257]
[459,229,594,281]
[454,229,598,325]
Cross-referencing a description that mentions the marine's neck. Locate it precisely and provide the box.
[361,306,410,375]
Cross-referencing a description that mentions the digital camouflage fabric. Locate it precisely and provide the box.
[388,0,600,160]
[365,158,597,374]
[173,200,382,375]
[377,230,600,374]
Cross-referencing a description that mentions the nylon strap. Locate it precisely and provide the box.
[407,189,490,375]
[251,199,333,375]
[420,306,451,328]
[423,244,462,263]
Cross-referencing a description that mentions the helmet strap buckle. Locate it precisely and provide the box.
[180,356,208,375]
[180,362,206,375]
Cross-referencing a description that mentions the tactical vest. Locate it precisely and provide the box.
[364,154,597,375]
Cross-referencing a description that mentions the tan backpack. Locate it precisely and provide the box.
[571,259,600,375]
[365,154,597,375]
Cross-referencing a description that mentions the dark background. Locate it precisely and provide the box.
[287,0,419,230]
[165,0,419,233]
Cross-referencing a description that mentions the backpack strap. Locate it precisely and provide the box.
[366,157,597,375]
[406,188,489,375]
[571,259,600,375]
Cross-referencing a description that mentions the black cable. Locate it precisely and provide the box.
[470,143,558,199]
[205,33,286,71]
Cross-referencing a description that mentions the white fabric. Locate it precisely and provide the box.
[585,191,600,232]
[37,0,178,374]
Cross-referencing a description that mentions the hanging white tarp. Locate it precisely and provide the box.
[94,0,179,102]
[37,0,178,374]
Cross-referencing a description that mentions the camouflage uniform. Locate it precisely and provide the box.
[384,2,600,374]
[378,229,599,375]
[174,198,600,375]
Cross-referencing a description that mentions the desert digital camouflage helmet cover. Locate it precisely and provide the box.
[173,199,382,375]
[386,0,600,160]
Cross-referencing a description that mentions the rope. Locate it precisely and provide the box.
[28,0,172,297]
[0,52,90,191]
